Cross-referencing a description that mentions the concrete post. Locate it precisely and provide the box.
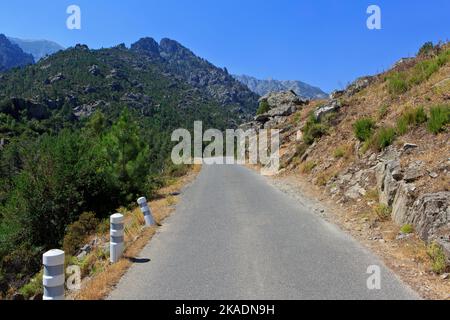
[110,213,124,263]
[137,197,155,226]
[42,249,65,300]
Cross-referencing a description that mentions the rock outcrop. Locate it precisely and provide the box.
[314,99,342,121]
[240,91,308,131]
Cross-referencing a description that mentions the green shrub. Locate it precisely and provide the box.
[378,105,390,120]
[387,49,450,95]
[300,161,317,174]
[296,143,309,158]
[387,73,408,95]
[256,99,270,115]
[334,147,345,159]
[410,59,440,86]
[303,113,328,145]
[19,270,43,299]
[371,127,396,151]
[353,118,375,142]
[418,42,435,57]
[396,107,428,135]
[63,212,99,256]
[400,224,414,234]
[427,242,447,274]
[374,204,391,221]
[427,105,450,134]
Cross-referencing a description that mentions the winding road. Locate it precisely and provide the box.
[109,164,418,300]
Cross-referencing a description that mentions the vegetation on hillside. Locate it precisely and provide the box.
[0,42,249,296]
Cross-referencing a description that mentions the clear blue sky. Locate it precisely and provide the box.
[1,0,449,92]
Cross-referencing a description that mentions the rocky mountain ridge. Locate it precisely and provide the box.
[234,74,328,100]
[130,37,259,118]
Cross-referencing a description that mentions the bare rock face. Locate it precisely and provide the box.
[314,99,342,121]
[267,104,298,118]
[376,159,402,206]
[392,182,416,225]
[259,90,308,108]
[345,76,374,96]
[372,145,449,262]
[249,91,309,130]
[408,192,450,241]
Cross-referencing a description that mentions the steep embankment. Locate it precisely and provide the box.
[243,42,450,299]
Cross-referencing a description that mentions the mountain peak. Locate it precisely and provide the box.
[159,38,194,59]
[130,37,160,57]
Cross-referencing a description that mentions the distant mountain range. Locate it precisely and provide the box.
[8,37,64,61]
[233,74,328,100]
[0,34,34,72]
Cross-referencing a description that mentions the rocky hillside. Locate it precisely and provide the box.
[243,42,450,276]
[0,38,257,143]
[8,37,64,61]
[0,34,34,72]
[131,37,259,118]
[234,74,328,100]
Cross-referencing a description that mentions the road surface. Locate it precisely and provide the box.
[109,164,418,300]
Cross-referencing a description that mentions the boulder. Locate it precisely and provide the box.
[345,184,366,200]
[408,192,450,241]
[48,73,65,84]
[392,182,416,225]
[259,90,308,109]
[264,116,288,129]
[330,90,345,100]
[314,99,341,121]
[345,76,374,96]
[403,143,418,152]
[376,159,402,206]
[267,104,298,117]
[403,161,424,182]
[88,65,100,76]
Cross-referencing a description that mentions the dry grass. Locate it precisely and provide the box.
[72,165,201,300]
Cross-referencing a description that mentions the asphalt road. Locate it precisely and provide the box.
[109,164,418,300]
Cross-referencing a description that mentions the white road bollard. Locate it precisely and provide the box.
[137,197,155,226]
[42,249,65,300]
[110,213,124,264]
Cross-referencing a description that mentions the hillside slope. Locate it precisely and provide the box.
[243,42,450,298]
